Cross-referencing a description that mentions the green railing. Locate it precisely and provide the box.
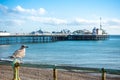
[0,60,120,80]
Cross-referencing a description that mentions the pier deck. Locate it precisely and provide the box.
[0,34,109,45]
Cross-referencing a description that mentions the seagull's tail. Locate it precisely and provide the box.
[8,56,15,59]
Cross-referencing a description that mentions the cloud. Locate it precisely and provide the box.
[14,5,25,12]
[0,4,8,14]
[27,16,120,31]
[105,19,120,26]
[70,18,120,28]
[38,8,46,15]
[72,18,98,26]
[14,5,46,15]
[0,19,25,26]
[0,4,120,34]
[7,19,25,26]
[28,16,67,25]
[0,4,46,15]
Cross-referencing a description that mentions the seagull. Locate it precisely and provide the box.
[10,45,28,61]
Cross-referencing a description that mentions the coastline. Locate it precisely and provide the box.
[0,64,120,80]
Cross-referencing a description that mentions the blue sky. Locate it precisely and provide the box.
[0,0,120,34]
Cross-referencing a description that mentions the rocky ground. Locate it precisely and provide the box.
[0,65,120,80]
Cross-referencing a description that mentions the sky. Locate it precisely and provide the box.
[0,0,120,34]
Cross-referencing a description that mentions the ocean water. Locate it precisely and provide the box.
[0,35,120,69]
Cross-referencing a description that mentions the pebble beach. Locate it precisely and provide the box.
[0,65,120,80]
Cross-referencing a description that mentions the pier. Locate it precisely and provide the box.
[0,34,109,45]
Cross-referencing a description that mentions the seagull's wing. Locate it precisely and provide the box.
[12,49,22,57]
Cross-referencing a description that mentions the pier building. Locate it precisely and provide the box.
[0,31,10,36]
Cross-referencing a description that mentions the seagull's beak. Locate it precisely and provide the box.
[25,46,28,48]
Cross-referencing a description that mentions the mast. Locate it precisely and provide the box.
[100,17,102,29]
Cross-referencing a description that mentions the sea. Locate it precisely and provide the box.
[0,35,120,70]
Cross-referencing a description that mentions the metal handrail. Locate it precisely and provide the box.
[0,61,120,75]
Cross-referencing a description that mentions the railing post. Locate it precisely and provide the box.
[53,66,57,80]
[12,59,21,80]
[101,68,106,80]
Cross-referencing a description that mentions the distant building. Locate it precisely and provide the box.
[0,31,10,36]
[30,29,50,35]
[97,29,103,35]
[92,27,97,35]
[52,29,71,34]
[61,29,71,34]
[73,30,84,35]
[92,17,108,35]
[92,27,107,35]
[72,29,91,35]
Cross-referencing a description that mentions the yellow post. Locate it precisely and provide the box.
[53,68,57,80]
[102,68,106,80]
[12,59,21,80]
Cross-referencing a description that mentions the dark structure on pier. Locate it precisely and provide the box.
[0,34,109,45]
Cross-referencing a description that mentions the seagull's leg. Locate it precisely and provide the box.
[19,58,22,63]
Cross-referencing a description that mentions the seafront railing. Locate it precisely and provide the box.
[0,60,120,80]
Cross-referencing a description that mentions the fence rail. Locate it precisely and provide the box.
[1,60,119,75]
[0,60,120,80]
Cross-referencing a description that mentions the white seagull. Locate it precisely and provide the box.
[10,45,28,61]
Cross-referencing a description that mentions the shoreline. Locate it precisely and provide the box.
[0,64,120,80]
[0,60,120,74]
